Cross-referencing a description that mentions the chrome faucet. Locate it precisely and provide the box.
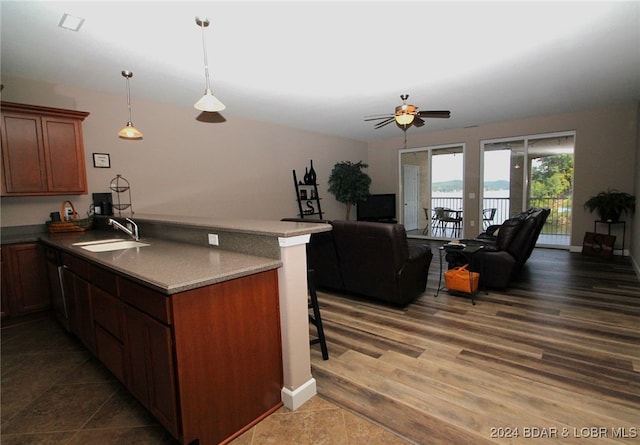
[108,218,139,241]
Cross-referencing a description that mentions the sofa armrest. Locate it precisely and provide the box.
[470,250,516,289]
[408,244,430,260]
[397,247,433,305]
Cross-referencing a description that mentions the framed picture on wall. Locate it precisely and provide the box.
[93,153,111,168]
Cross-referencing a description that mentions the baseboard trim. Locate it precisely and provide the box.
[281,378,317,411]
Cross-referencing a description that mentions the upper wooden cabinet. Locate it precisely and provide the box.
[1,102,90,196]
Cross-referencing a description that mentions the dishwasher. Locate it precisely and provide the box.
[44,245,69,331]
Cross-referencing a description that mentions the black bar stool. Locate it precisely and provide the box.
[308,269,329,360]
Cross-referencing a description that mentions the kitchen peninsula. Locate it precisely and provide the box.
[35,214,331,445]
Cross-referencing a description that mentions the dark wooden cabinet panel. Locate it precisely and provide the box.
[1,243,50,316]
[1,247,9,317]
[118,278,171,324]
[42,117,87,193]
[0,113,47,193]
[62,265,95,354]
[124,305,179,438]
[172,270,282,445]
[1,102,89,196]
[93,286,126,384]
[95,325,125,382]
[123,305,151,406]
[92,286,124,340]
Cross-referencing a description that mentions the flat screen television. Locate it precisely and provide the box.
[356,194,396,222]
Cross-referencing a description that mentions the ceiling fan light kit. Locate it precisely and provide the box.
[365,94,450,131]
[195,17,225,112]
[395,100,417,125]
[118,70,143,139]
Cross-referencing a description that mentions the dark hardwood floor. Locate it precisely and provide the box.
[310,244,640,444]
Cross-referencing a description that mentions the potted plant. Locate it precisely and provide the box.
[584,189,635,222]
[327,161,371,220]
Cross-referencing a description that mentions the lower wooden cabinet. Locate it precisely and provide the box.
[171,270,283,445]
[124,304,179,437]
[62,258,95,355]
[92,286,126,383]
[1,243,50,317]
[48,248,283,445]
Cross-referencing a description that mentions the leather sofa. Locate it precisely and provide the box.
[449,207,550,289]
[284,219,433,306]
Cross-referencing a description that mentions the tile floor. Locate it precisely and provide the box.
[1,315,412,445]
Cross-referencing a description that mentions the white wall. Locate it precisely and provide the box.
[1,76,368,227]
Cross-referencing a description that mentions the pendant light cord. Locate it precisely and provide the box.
[125,77,133,122]
[200,21,211,91]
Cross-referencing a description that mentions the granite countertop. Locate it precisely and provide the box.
[130,213,332,237]
[4,216,331,295]
[40,231,282,295]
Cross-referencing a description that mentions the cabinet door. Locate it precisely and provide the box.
[93,286,125,382]
[42,116,87,193]
[63,268,95,354]
[124,305,179,438]
[2,243,50,315]
[1,103,89,196]
[1,246,13,317]
[1,113,47,193]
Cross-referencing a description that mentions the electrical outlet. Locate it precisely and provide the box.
[208,234,219,246]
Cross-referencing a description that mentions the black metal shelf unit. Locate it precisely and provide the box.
[292,163,323,219]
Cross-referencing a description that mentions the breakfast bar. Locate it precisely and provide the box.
[35,214,332,445]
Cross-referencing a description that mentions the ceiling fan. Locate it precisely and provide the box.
[364,94,451,130]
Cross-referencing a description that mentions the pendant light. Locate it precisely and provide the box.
[194,17,225,112]
[118,70,143,139]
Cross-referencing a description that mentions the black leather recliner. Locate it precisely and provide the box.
[449,208,550,289]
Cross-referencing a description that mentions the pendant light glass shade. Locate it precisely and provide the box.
[118,70,143,139]
[195,17,225,112]
[395,102,416,126]
[118,122,143,139]
[195,88,226,112]
[395,113,415,126]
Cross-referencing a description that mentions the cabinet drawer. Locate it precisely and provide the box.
[95,325,125,383]
[118,278,171,324]
[90,264,117,295]
[61,252,89,280]
[92,286,123,340]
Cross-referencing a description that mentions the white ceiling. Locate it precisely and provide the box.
[2,1,639,142]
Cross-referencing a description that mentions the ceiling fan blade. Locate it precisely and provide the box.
[417,110,451,118]
[364,114,393,121]
[412,117,425,127]
[374,117,395,129]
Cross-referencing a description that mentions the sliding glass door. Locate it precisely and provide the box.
[481,132,575,247]
[399,144,464,238]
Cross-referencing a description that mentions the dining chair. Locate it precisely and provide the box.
[435,207,462,237]
[482,208,497,230]
[422,208,431,235]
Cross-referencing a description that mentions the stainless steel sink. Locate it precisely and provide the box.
[73,239,150,252]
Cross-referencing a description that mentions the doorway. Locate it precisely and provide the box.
[481,132,575,247]
[403,165,419,231]
[399,143,465,238]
